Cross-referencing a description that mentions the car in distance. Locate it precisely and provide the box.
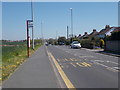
[70,41,81,49]
[45,43,49,46]
[59,42,65,45]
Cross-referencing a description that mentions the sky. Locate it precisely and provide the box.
[0,2,2,40]
[2,2,118,40]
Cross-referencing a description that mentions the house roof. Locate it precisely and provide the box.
[97,27,120,35]
[111,27,120,33]
[79,32,89,39]
[98,27,112,35]
[87,29,98,38]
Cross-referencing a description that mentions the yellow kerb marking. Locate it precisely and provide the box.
[48,52,75,88]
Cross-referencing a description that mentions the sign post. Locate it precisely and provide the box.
[26,20,33,57]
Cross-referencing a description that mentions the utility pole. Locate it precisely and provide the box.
[70,8,73,43]
[67,26,69,39]
[31,0,34,50]
[41,21,44,44]
[56,31,58,39]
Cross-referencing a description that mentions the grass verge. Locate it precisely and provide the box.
[1,43,42,82]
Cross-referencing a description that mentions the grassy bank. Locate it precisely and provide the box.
[1,41,42,81]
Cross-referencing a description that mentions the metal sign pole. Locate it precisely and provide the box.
[26,20,29,57]
[67,26,69,39]
[26,20,33,57]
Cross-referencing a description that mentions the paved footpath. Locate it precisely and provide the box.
[2,46,60,88]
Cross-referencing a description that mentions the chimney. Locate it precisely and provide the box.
[84,32,87,35]
[93,29,96,32]
[79,34,81,36]
[105,25,110,29]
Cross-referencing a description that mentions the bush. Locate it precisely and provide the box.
[66,39,71,45]
[58,37,66,44]
[80,36,101,49]
[80,39,94,49]
[34,39,42,45]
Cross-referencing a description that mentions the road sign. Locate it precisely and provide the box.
[27,20,33,28]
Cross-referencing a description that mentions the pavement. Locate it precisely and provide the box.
[2,46,61,88]
[2,45,119,89]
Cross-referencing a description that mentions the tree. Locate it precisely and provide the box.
[58,37,66,44]
[48,38,55,45]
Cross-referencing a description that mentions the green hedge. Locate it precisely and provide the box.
[80,39,95,49]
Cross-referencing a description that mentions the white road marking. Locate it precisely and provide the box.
[106,67,119,72]
[74,54,77,56]
[106,61,118,65]
[92,61,118,72]
[92,60,118,65]
[79,56,94,58]
[113,67,120,70]
[94,60,104,62]
[65,51,70,53]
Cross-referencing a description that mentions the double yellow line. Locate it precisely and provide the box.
[46,50,75,88]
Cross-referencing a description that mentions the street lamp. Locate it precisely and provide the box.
[67,26,69,39]
[70,8,73,42]
[41,21,44,44]
[31,0,34,50]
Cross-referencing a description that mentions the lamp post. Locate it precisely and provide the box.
[67,26,69,39]
[31,0,34,50]
[41,21,44,44]
[70,8,73,43]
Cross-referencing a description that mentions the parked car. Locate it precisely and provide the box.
[45,43,49,46]
[70,41,81,49]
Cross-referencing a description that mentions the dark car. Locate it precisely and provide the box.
[45,43,49,46]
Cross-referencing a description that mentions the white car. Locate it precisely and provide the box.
[70,41,81,49]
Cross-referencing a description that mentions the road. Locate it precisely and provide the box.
[47,45,119,88]
[2,45,119,89]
